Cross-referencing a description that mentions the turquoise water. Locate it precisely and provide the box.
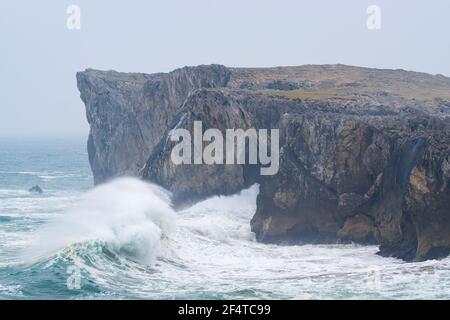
[2,137,450,299]
[0,138,92,298]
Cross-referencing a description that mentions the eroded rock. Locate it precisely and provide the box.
[77,64,450,261]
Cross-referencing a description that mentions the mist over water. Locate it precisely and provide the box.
[2,138,450,299]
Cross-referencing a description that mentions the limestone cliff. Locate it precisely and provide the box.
[77,64,450,261]
[76,65,230,184]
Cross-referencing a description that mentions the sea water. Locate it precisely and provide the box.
[1,137,450,299]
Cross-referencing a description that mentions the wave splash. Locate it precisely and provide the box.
[26,178,176,265]
[9,178,450,300]
[11,179,267,299]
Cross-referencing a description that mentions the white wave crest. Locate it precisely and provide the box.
[25,178,176,265]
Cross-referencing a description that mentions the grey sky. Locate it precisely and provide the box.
[1,0,449,137]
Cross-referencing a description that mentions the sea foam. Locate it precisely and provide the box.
[25,178,176,265]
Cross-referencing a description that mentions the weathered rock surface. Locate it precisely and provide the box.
[77,64,450,261]
[76,65,230,184]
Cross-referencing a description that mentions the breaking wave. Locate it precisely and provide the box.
[25,178,176,265]
[4,177,450,299]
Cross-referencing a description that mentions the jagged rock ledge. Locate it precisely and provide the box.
[77,64,450,262]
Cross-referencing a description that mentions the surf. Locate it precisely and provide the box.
[24,177,176,265]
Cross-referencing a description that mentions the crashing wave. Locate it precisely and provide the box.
[25,178,176,265]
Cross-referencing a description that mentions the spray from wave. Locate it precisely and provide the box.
[25,178,176,265]
[7,176,450,299]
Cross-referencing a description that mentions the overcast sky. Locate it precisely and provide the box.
[1,0,449,137]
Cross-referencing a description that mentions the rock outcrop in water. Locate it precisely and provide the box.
[29,185,43,194]
[77,64,450,262]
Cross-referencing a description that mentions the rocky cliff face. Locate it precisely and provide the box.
[76,65,230,184]
[77,64,450,261]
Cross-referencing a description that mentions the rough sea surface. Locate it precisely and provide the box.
[1,137,450,299]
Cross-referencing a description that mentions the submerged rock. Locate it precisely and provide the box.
[29,185,43,194]
[77,64,450,262]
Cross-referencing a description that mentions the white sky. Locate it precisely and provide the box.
[1,0,449,137]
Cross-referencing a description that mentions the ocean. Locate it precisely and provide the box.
[1,137,450,299]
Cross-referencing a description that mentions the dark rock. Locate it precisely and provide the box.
[29,185,43,194]
[265,80,313,91]
[77,64,450,262]
[76,65,231,184]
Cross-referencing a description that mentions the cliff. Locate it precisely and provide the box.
[77,64,450,261]
[76,65,230,184]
